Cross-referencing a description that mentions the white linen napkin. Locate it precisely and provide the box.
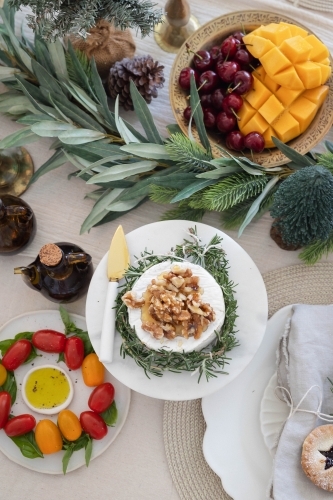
[271,304,333,500]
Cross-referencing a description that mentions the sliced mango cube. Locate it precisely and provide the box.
[288,97,317,133]
[295,61,322,88]
[275,87,303,106]
[240,113,269,136]
[263,127,276,148]
[279,36,312,63]
[258,95,284,124]
[272,112,300,142]
[242,34,274,58]
[280,22,308,38]
[261,47,291,76]
[259,23,291,45]
[273,66,304,90]
[238,101,256,127]
[302,85,329,106]
[305,34,330,62]
[246,77,272,109]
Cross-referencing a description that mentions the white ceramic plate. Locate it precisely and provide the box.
[202,305,293,499]
[0,310,131,474]
[85,220,268,401]
[260,372,289,457]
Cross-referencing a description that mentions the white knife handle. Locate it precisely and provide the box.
[99,281,118,363]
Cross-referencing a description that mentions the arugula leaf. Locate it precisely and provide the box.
[0,370,17,404]
[100,401,118,427]
[10,431,43,459]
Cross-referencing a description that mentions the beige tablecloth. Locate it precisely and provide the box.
[0,1,333,499]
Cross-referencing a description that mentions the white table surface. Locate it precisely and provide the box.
[0,1,333,499]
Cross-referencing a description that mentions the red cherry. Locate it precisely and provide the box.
[222,93,243,116]
[211,88,226,110]
[203,108,216,129]
[198,71,219,94]
[234,48,253,68]
[244,132,265,153]
[200,93,213,108]
[193,50,213,72]
[220,36,240,58]
[216,112,237,133]
[183,106,192,121]
[209,46,223,65]
[232,70,253,95]
[233,30,245,43]
[226,131,245,151]
[216,60,240,83]
[178,67,199,90]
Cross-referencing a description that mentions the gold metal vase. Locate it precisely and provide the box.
[154,0,200,53]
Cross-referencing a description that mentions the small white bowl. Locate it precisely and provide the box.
[22,364,74,415]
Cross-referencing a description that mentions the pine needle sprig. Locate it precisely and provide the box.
[189,173,268,211]
[165,133,214,172]
[115,229,238,382]
[221,187,278,230]
[317,152,333,175]
[160,201,205,223]
[149,185,178,204]
[299,231,333,265]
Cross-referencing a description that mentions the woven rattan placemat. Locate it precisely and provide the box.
[163,263,333,500]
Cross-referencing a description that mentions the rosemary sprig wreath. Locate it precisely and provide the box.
[1,3,333,263]
[115,228,238,383]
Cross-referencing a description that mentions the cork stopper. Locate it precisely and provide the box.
[39,243,62,266]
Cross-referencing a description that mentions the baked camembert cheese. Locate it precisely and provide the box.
[122,261,225,353]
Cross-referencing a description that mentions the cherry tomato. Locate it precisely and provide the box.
[58,410,82,441]
[64,337,84,370]
[4,414,36,437]
[2,339,31,371]
[32,330,66,353]
[0,391,11,429]
[35,419,63,454]
[80,411,108,440]
[81,353,105,387]
[0,364,7,386]
[88,382,115,414]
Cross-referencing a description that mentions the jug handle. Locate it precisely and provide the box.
[4,204,33,225]
[67,252,92,266]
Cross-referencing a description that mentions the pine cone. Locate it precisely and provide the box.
[107,55,165,111]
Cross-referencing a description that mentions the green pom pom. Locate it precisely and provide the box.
[270,166,333,247]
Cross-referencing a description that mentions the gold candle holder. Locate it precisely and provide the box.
[154,0,200,53]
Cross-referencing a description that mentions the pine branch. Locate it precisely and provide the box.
[299,231,333,265]
[189,173,268,212]
[165,133,214,173]
[149,185,178,204]
[221,188,277,230]
[317,152,333,175]
[65,50,92,85]
[9,0,163,40]
[161,201,205,222]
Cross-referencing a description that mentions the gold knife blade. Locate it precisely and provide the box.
[107,225,130,281]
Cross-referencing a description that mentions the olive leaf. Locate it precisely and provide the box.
[31,121,76,137]
[86,160,157,184]
[58,129,106,145]
[120,143,170,160]
[0,127,40,149]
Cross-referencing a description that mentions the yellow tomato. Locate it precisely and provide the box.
[58,410,82,441]
[35,419,63,454]
[81,353,105,387]
[0,364,7,386]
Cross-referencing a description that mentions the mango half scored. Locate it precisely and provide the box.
[241,22,331,147]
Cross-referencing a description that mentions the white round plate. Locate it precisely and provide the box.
[260,372,289,457]
[85,220,268,401]
[202,305,293,500]
[0,310,131,474]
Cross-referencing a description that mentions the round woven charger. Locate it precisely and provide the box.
[163,263,333,500]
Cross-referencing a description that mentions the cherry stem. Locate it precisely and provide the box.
[228,82,241,93]
[185,43,202,60]
[231,108,240,121]
[186,79,208,99]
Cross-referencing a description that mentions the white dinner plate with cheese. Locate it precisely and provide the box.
[85,220,268,401]
[0,310,131,474]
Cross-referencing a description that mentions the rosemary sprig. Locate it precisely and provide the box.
[115,228,238,382]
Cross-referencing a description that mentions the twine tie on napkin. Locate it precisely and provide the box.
[276,385,333,423]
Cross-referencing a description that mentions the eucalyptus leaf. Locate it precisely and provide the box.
[86,160,157,184]
[189,74,211,153]
[58,129,106,145]
[0,127,39,149]
[238,176,280,237]
[272,137,316,166]
[130,80,163,144]
[31,121,76,137]
[170,179,216,203]
[120,143,170,160]
[29,150,68,184]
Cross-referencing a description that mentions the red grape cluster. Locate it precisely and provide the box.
[178,32,265,154]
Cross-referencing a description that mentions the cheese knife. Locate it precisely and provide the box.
[99,225,130,363]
